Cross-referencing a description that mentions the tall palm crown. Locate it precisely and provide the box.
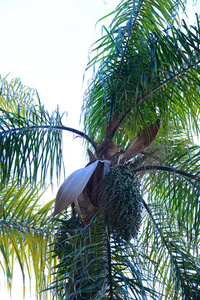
[1,0,200,299]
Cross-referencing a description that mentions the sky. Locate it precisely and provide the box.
[0,0,199,299]
[0,0,118,114]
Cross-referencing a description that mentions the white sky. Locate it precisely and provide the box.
[0,0,199,299]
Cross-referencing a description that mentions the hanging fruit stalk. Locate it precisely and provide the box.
[54,120,160,229]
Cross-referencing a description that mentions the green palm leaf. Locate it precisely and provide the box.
[50,213,162,299]
[139,203,200,299]
[0,178,55,298]
[0,76,96,185]
[0,76,63,184]
[83,1,200,146]
[133,136,200,298]
[1,0,200,299]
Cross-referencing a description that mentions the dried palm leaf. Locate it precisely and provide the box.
[75,160,111,222]
[53,160,100,216]
[120,120,160,164]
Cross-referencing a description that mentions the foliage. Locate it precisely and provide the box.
[1,0,200,299]
[83,1,200,146]
[136,136,200,299]
[51,212,161,300]
[0,178,55,299]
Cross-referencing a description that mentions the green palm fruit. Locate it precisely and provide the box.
[98,165,143,241]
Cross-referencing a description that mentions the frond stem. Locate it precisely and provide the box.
[2,125,97,151]
[132,165,200,182]
[141,198,169,251]
[109,112,127,140]
[137,60,200,106]
[142,198,188,293]
[111,59,200,133]
[109,0,145,122]
[106,225,113,299]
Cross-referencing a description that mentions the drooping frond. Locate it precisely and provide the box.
[139,200,200,299]
[136,137,200,298]
[0,76,64,184]
[0,76,39,109]
[0,76,96,185]
[0,178,56,299]
[83,0,200,147]
[50,212,163,299]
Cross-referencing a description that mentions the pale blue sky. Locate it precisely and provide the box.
[0,0,118,118]
[0,0,199,299]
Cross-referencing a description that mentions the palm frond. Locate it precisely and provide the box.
[0,178,56,299]
[50,211,165,299]
[0,76,96,185]
[0,76,40,110]
[139,200,200,299]
[82,0,200,147]
[87,0,183,72]
[133,139,200,298]
[139,137,200,236]
[0,76,64,184]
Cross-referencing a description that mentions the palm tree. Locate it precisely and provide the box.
[1,0,200,299]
